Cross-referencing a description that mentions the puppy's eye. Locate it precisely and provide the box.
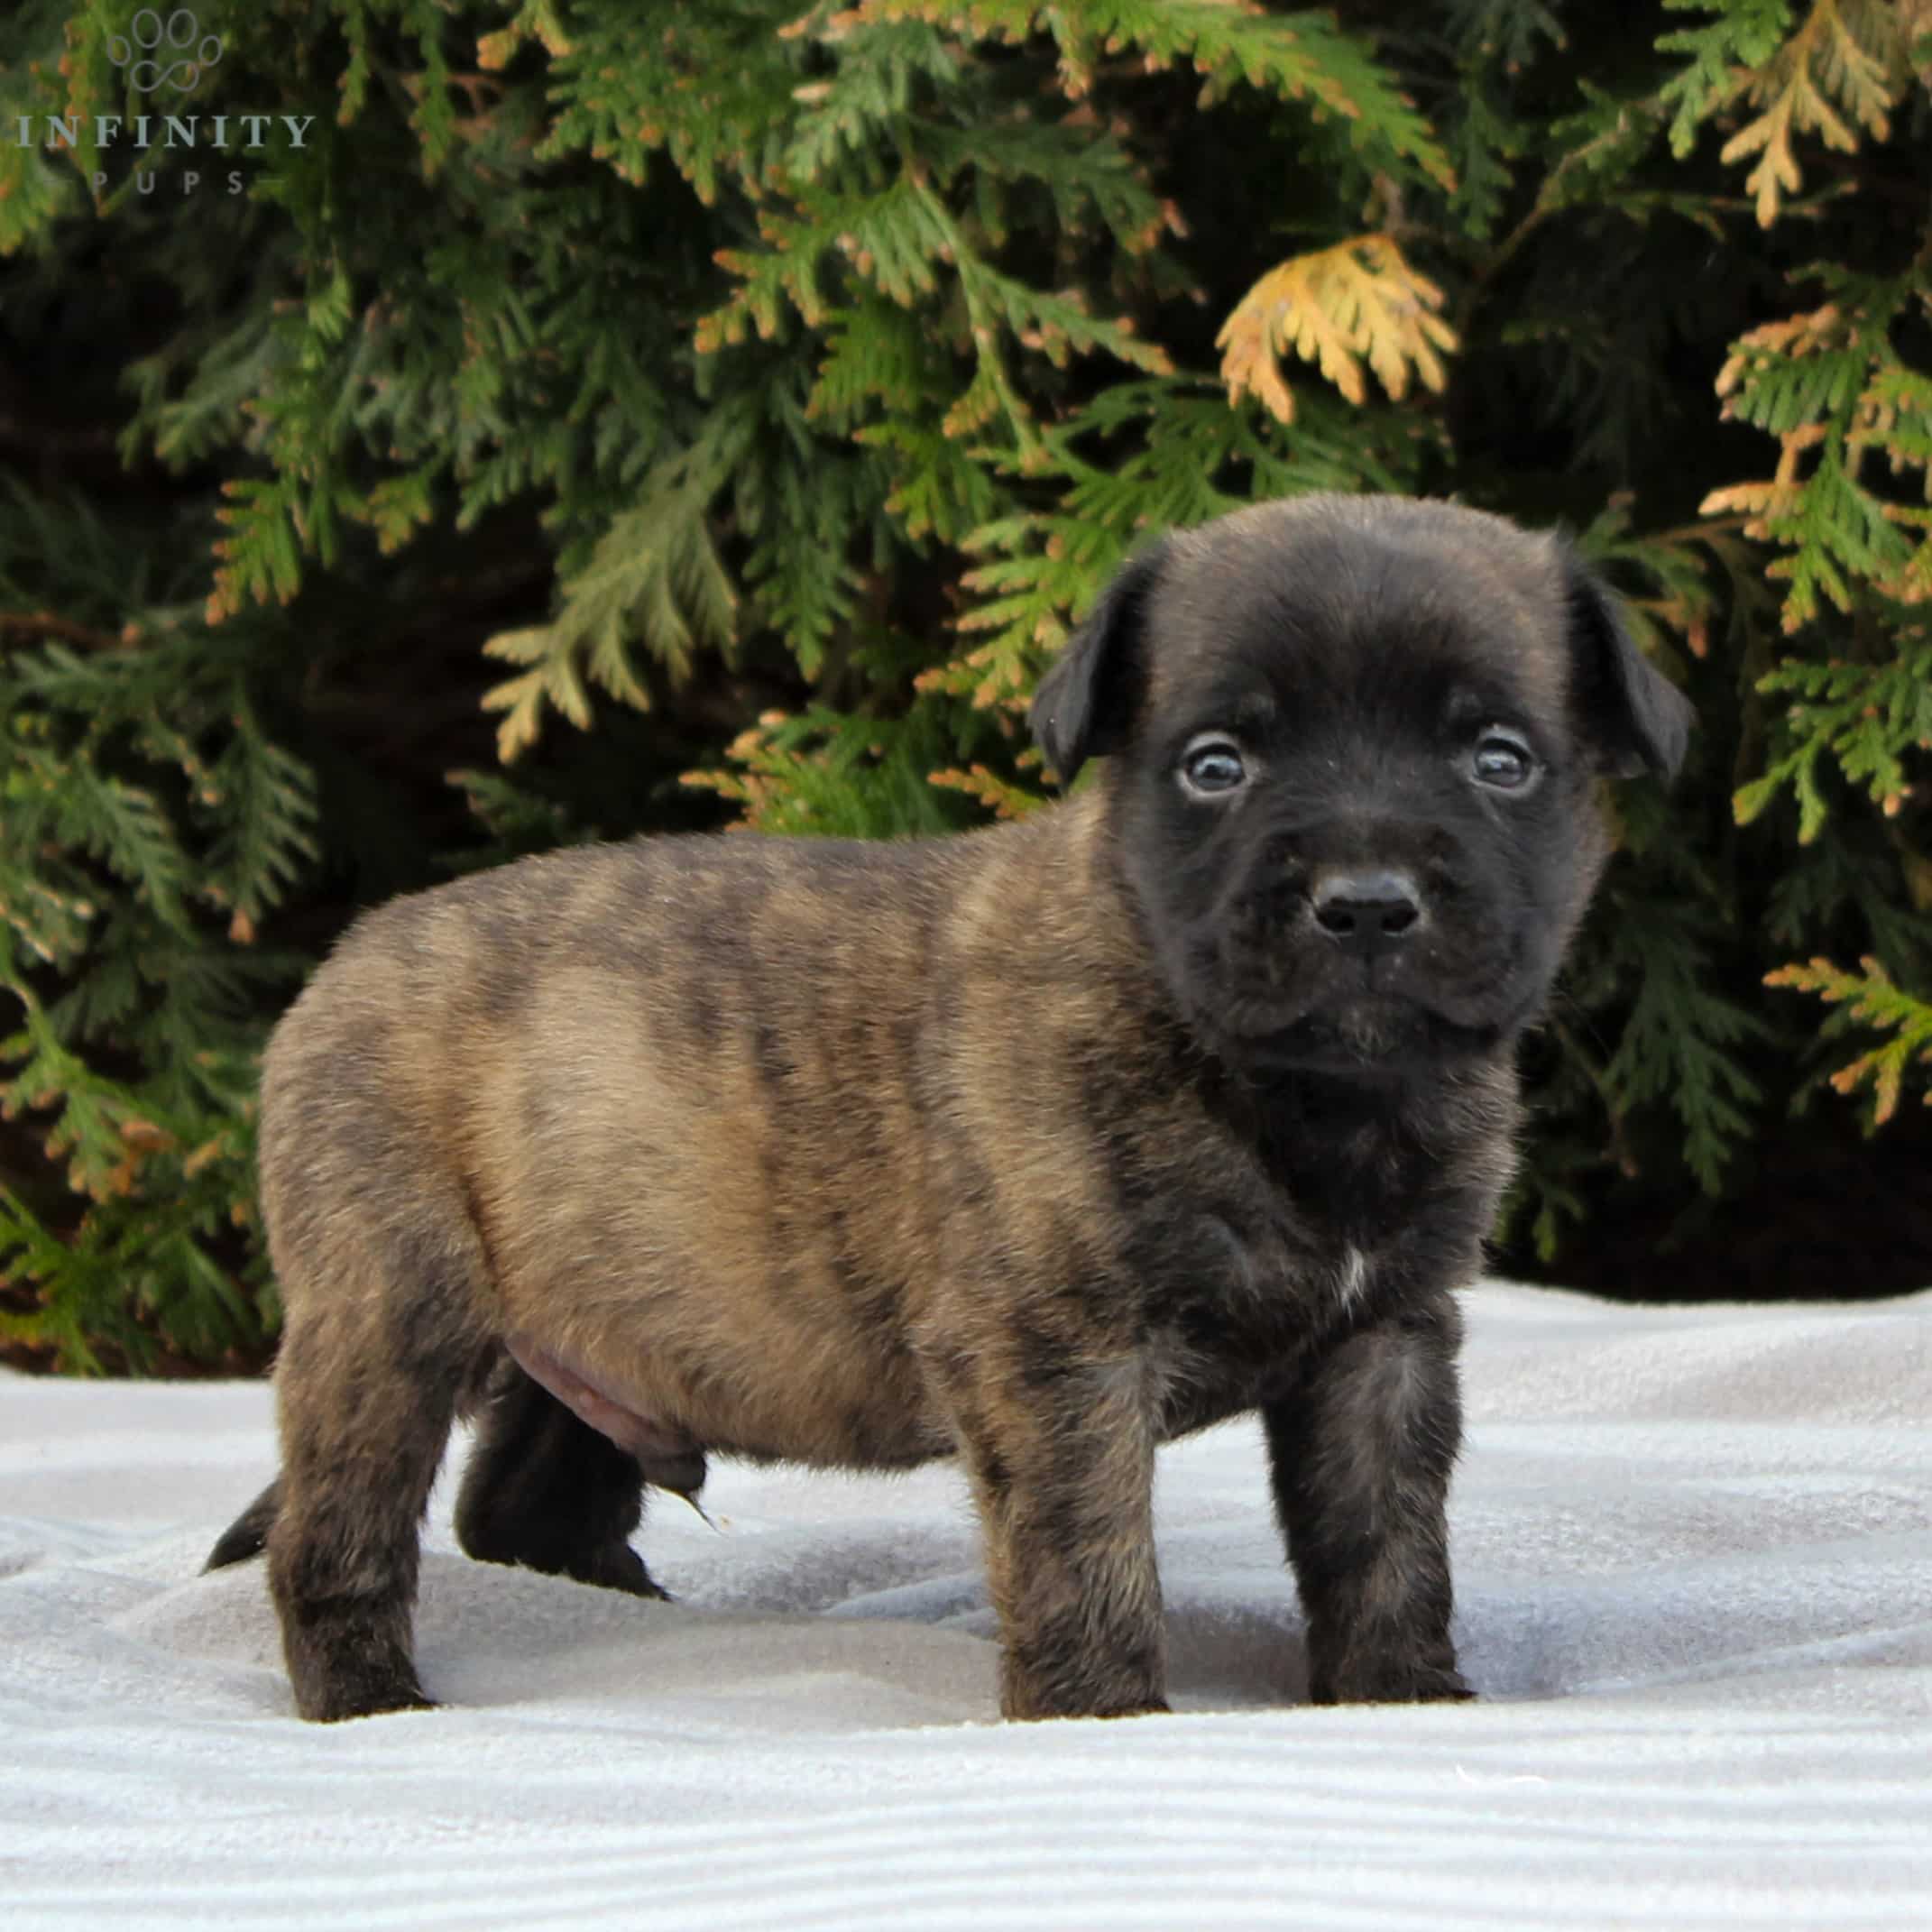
[1471,731,1537,791]
[1179,735,1247,798]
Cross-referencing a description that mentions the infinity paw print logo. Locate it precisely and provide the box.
[107,9,224,95]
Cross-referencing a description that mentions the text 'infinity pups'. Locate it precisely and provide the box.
[209,495,1693,1724]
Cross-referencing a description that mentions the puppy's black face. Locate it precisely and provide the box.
[1032,497,1695,1080]
[1118,587,1601,1075]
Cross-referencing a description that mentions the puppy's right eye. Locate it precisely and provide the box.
[1179,736,1247,798]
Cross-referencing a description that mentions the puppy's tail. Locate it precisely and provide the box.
[204,1477,281,1570]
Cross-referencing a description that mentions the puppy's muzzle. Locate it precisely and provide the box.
[1310,868,1424,961]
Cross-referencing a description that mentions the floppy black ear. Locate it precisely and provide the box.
[1560,544,1696,781]
[1029,540,1169,787]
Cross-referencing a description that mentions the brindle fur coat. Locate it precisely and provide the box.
[209,495,1693,1724]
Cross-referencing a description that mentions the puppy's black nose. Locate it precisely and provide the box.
[1311,870,1422,958]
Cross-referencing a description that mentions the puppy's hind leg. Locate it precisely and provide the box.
[265,1204,491,1723]
[455,1358,669,1600]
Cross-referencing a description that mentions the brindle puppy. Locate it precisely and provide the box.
[208,494,1692,1724]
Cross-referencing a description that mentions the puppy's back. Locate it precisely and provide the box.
[255,827,1053,1457]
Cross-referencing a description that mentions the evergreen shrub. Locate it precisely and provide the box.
[3,0,1928,1368]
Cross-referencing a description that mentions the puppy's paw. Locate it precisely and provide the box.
[299,1679,438,1724]
[1003,1692,1173,1723]
[287,1640,438,1725]
[999,1656,1172,1722]
[568,1542,673,1601]
[1311,1652,1473,1707]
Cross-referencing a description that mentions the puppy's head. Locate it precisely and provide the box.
[1030,495,1694,1078]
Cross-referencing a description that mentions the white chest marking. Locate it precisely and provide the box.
[1339,1246,1369,1311]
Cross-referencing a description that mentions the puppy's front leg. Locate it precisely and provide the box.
[944,1346,1168,1721]
[1262,1292,1472,1705]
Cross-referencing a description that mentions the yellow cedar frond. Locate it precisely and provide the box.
[1718,0,1904,226]
[479,649,593,764]
[1215,234,1457,424]
[1765,954,1932,1126]
[927,764,1044,820]
[1714,303,1844,399]
[477,0,573,70]
[1700,475,1803,541]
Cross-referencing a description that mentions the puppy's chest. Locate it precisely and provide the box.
[1122,1138,1451,1421]
[1137,1199,1371,1370]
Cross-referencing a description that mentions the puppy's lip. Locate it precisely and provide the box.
[1219,1002,1500,1072]
[1218,986,1479,1036]
[1181,927,1533,1058]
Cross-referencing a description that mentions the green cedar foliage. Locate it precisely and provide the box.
[2,0,1929,1366]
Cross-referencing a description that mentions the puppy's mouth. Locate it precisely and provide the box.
[1227,999,1502,1077]
[1164,909,1542,1076]
[1194,943,1535,1072]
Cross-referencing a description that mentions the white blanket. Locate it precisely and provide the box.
[5,1282,1930,1929]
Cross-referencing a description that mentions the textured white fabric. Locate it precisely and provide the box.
[4,1281,1930,1929]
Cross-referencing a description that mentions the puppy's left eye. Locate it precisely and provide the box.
[1471,731,1538,791]
[1179,735,1248,798]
